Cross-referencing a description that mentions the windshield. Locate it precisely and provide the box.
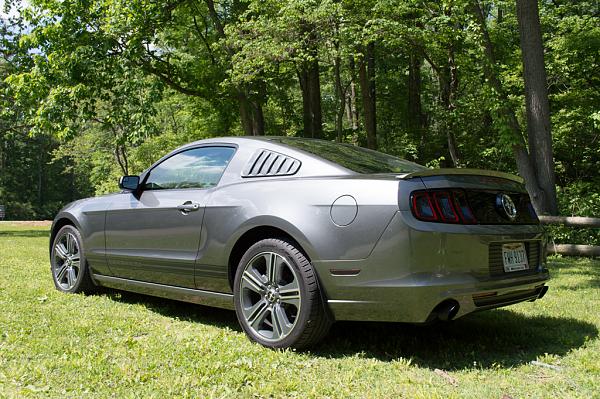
[272,138,427,174]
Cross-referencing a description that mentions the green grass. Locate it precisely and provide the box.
[1,223,599,398]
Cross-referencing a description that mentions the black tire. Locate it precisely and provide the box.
[233,238,331,349]
[50,225,96,294]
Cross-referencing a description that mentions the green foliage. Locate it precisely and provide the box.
[544,3,600,186]
[546,182,600,246]
[0,130,92,219]
[0,0,598,229]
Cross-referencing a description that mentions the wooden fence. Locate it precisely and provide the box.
[539,216,600,257]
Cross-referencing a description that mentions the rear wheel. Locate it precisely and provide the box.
[51,225,96,293]
[233,238,331,349]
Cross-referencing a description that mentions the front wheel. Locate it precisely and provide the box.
[233,238,331,349]
[50,225,96,294]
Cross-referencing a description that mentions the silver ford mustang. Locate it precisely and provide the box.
[50,137,549,349]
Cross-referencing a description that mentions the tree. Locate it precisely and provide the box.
[516,0,558,214]
[358,42,377,149]
[3,0,598,225]
[297,19,323,139]
[469,0,558,215]
[1,7,93,219]
[226,0,341,139]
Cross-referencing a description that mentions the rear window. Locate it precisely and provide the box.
[272,138,426,174]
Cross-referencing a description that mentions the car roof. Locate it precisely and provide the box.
[180,136,344,165]
[185,136,311,146]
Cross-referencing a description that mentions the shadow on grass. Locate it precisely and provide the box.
[0,229,49,238]
[314,309,598,370]
[99,288,597,370]
[101,289,240,331]
[550,260,600,290]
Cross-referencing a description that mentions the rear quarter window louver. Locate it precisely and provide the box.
[242,149,301,178]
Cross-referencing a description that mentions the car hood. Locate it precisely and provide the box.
[57,192,122,214]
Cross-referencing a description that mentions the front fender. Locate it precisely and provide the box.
[49,196,113,276]
[49,212,82,255]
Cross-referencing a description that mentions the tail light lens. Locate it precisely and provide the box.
[410,189,477,224]
[453,190,477,223]
[432,192,459,222]
[412,192,438,221]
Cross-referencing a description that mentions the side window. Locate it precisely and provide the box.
[144,146,236,190]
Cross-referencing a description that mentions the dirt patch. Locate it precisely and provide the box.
[0,220,52,227]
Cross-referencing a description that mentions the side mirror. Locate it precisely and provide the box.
[119,175,140,191]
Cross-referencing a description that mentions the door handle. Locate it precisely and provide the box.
[177,201,201,214]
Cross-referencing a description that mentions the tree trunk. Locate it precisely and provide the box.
[446,45,460,167]
[298,58,323,139]
[252,102,265,136]
[408,52,424,134]
[252,81,266,136]
[437,44,461,167]
[408,51,426,162]
[358,43,377,150]
[38,137,44,208]
[238,91,256,136]
[115,144,129,175]
[205,0,265,137]
[516,0,558,214]
[298,68,311,138]
[469,0,553,215]
[348,56,359,135]
[334,53,345,143]
[296,21,323,139]
[308,59,322,138]
[237,90,265,136]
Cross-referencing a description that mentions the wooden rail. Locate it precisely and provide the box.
[538,216,600,228]
[547,244,600,257]
[538,216,600,257]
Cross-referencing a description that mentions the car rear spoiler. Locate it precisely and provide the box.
[401,168,524,184]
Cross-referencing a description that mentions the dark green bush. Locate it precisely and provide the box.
[545,182,600,246]
[2,201,36,221]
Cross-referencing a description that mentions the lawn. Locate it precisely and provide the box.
[0,223,599,398]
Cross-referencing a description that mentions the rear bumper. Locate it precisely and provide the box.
[314,211,550,323]
[321,270,549,323]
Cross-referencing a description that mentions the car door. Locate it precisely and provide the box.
[104,145,236,288]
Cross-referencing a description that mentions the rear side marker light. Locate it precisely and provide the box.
[410,189,478,224]
[329,269,361,276]
[473,291,498,299]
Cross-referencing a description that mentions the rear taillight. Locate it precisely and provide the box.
[411,191,438,221]
[453,190,477,223]
[410,190,477,224]
[432,192,459,222]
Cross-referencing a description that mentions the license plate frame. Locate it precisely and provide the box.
[502,243,529,272]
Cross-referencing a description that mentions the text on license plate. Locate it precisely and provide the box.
[502,243,529,272]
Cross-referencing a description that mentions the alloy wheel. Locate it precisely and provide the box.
[239,252,302,342]
[53,232,81,290]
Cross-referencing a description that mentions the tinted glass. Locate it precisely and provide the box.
[273,138,426,174]
[144,146,235,190]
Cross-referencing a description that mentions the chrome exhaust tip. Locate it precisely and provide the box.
[537,285,549,299]
[433,300,460,322]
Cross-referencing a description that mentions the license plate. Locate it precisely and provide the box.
[502,243,529,272]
